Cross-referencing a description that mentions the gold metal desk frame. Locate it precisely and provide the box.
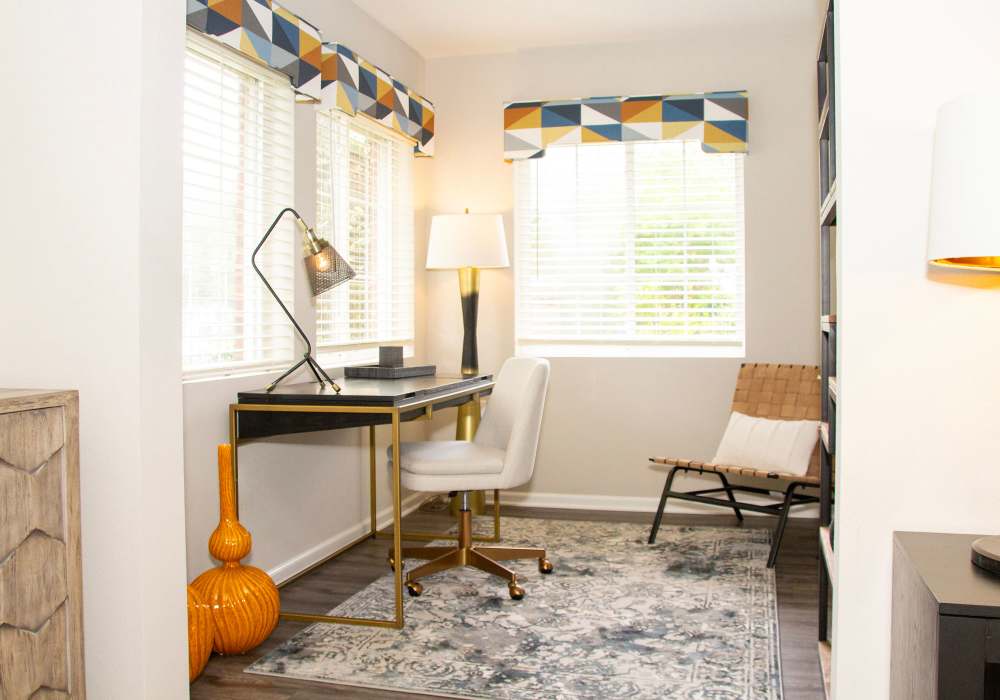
[228,377,497,629]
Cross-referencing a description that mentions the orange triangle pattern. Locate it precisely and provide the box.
[504,92,748,160]
[187,1,436,156]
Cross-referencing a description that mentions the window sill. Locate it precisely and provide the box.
[515,342,745,359]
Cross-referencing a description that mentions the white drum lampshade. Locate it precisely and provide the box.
[426,213,509,269]
[927,95,1000,270]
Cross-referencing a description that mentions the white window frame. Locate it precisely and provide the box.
[314,109,415,368]
[513,140,746,359]
[181,29,296,380]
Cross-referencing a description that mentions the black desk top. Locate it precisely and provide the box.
[895,531,1000,617]
[238,373,494,407]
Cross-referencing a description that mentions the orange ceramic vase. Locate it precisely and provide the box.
[191,444,280,655]
[187,585,214,681]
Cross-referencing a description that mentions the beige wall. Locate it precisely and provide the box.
[183,0,432,582]
[833,1,1000,696]
[423,21,822,509]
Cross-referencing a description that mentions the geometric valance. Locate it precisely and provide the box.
[503,90,747,160]
[186,0,435,156]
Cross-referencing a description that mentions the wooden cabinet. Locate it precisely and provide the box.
[0,389,85,698]
[892,532,1000,700]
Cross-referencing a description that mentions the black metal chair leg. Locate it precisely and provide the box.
[648,467,679,544]
[716,472,744,522]
[767,483,799,568]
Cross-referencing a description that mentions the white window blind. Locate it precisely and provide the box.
[514,140,745,358]
[315,110,415,366]
[182,30,295,378]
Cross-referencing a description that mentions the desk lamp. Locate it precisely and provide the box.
[253,207,355,393]
[926,95,1000,572]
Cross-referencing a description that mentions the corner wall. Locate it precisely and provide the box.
[833,2,1000,697]
[0,1,189,696]
[422,22,822,510]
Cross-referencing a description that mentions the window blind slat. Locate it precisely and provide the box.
[182,30,296,376]
[515,140,745,357]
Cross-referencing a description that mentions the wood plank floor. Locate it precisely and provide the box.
[190,505,824,699]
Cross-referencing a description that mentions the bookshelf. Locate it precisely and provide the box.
[816,1,838,697]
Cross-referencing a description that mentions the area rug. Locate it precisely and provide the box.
[246,517,782,699]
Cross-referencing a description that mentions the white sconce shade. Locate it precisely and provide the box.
[927,95,1000,270]
[426,213,509,269]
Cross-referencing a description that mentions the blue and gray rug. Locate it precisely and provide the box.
[246,517,782,699]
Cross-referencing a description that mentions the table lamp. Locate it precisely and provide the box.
[253,207,355,393]
[427,210,509,512]
[926,95,1000,572]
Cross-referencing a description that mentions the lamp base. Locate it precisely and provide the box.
[266,352,340,393]
[971,536,1000,575]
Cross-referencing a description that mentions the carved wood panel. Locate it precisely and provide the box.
[0,395,83,699]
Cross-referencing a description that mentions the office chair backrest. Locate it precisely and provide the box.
[474,357,550,489]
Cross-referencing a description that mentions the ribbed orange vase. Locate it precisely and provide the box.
[187,585,214,681]
[191,444,280,655]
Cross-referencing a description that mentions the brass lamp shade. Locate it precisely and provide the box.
[304,236,355,297]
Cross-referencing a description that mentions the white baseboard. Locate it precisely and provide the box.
[268,492,427,585]
[495,490,819,519]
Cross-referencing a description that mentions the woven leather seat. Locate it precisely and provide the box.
[648,363,824,567]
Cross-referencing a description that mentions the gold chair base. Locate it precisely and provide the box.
[389,510,553,600]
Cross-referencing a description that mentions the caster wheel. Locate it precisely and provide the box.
[406,581,423,597]
[538,558,554,574]
[508,582,525,600]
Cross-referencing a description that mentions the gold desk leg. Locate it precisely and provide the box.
[369,424,377,537]
[229,404,239,519]
[390,410,404,629]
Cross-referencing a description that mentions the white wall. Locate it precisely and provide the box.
[183,0,434,582]
[422,19,822,510]
[0,1,189,697]
[833,2,1000,697]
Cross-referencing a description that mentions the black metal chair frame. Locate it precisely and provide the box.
[647,465,820,568]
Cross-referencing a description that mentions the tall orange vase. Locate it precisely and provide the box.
[187,585,214,681]
[191,444,280,655]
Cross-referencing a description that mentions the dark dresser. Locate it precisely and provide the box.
[892,532,1000,699]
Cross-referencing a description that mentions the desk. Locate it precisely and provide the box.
[229,373,495,630]
[891,532,1000,699]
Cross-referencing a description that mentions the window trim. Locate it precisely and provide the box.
[513,140,746,360]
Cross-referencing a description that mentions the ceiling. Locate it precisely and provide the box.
[351,0,820,59]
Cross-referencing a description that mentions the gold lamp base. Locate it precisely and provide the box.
[451,266,487,516]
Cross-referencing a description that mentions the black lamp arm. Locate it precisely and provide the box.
[251,207,313,358]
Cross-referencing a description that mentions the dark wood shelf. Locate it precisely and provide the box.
[818,640,833,699]
[818,95,831,138]
[820,526,836,583]
[820,183,837,225]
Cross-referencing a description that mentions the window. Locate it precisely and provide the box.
[181,30,295,377]
[514,140,745,358]
[315,110,415,366]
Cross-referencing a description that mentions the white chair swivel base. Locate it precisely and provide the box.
[389,505,553,600]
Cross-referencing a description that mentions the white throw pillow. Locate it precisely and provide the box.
[711,411,819,477]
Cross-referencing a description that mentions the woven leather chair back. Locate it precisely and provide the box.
[730,363,822,479]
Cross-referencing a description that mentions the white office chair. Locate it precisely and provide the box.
[389,357,551,600]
